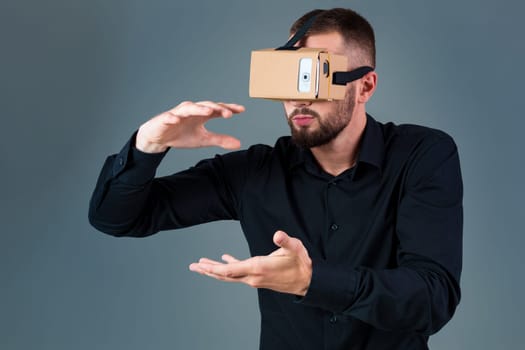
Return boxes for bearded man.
[89,8,463,350]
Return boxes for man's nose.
[286,100,313,108]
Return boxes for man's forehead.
[301,31,346,55]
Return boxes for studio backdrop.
[1,1,524,349]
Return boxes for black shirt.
[89,114,463,350]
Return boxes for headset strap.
[275,14,375,83]
[276,14,320,50]
[333,66,374,85]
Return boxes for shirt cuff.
[295,259,358,312]
[112,132,169,185]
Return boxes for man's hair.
[290,8,376,68]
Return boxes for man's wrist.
[299,256,313,296]
[135,141,169,154]
[135,132,168,154]
[295,259,358,312]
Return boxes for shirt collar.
[288,114,385,178]
[356,114,384,171]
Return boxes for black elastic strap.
[333,66,374,85]
[276,14,320,50]
[274,14,374,84]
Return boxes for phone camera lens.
[302,73,310,82]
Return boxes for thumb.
[273,230,302,252]
[204,132,241,150]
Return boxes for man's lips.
[291,114,315,126]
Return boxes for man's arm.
[304,135,463,334]
[191,134,463,335]
[88,101,246,237]
[190,230,313,296]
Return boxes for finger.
[273,230,302,253]
[222,254,240,263]
[196,271,246,284]
[198,101,245,113]
[189,258,225,275]
[196,101,245,119]
[273,230,289,246]
[167,102,215,120]
[189,263,236,279]
[198,257,223,265]
[217,103,246,114]
[189,263,207,274]
[198,259,254,278]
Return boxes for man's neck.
[310,111,367,177]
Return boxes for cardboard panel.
[249,48,348,101]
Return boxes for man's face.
[283,31,357,148]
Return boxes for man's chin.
[290,132,321,148]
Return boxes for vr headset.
[249,15,374,101]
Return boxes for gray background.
[1,0,524,349]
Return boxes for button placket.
[325,180,339,236]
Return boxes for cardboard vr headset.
[249,48,374,101]
[250,48,346,100]
[248,15,374,101]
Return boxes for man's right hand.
[135,101,245,153]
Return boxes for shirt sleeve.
[298,134,463,335]
[88,133,247,237]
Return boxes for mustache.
[288,108,321,120]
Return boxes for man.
[89,8,462,350]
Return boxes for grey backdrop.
[2,0,524,349]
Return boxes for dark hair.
[290,8,376,68]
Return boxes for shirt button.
[329,315,338,323]
[118,157,124,166]
[330,223,339,231]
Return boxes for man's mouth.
[291,114,315,126]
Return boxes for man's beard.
[287,89,356,148]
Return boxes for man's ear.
[357,71,377,103]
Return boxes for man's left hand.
[189,230,312,296]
